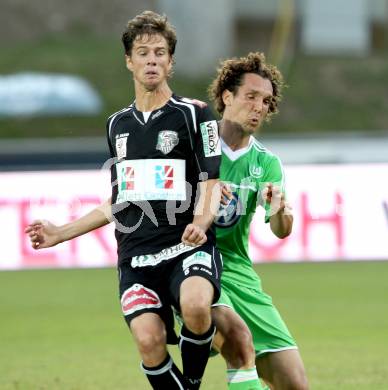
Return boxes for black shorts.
[118,242,222,343]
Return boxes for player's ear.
[125,55,133,72]
[168,54,174,65]
[222,89,233,107]
[167,55,173,72]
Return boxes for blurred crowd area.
[0,0,388,139]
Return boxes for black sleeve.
[194,105,221,181]
[106,118,115,159]
[106,118,118,203]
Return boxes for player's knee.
[181,299,211,334]
[288,365,309,390]
[224,326,255,368]
[134,328,167,356]
[234,326,255,365]
[290,373,309,390]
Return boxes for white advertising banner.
[0,170,115,270]
[1,164,387,270]
[250,164,388,262]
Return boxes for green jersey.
[215,136,286,290]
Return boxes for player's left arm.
[181,101,221,246]
[262,183,293,238]
[182,179,221,246]
[261,156,293,239]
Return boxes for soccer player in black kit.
[109,11,226,389]
[27,11,222,390]
[108,11,223,390]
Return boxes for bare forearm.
[193,179,221,231]
[58,198,112,242]
[270,211,293,239]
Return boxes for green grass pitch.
[1,261,388,389]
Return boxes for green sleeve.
[261,155,286,223]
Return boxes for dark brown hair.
[208,52,284,120]
[122,11,177,56]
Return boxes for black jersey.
[106,94,221,263]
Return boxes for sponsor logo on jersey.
[214,191,242,227]
[182,251,212,271]
[120,166,135,190]
[156,130,179,155]
[116,159,186,202]
[200,121,221,157]
[155,165,174,189]
[152,110,163,120]
[121,284,162,316]
[116,135,128,159]
[249,166,263,178]
[131,242,193,268]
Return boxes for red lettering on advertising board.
[68,197,113,260]
[300,192,344,258]
[0,197,115,269]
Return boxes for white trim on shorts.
[211,302,233,309]
[256,346,298,357]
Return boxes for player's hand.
[261,183,285,215]
[181,223,207,247]
[24,219,61,249]
[220,182,233,205]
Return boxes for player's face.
[126,33,172,91]
[223,73,273,134]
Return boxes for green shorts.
[214,277,297,356]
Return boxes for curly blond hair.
[208,52,284,120]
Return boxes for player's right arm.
[25,197,112,249]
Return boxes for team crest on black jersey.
[156,130,179,155]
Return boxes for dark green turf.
[1,34,388,138]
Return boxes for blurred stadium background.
[1,0,388,389]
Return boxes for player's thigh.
[169,243,223,311]
[118,262,172,342]
[222,279,296,354]
[256,349,308,389]
[210,288,234,353]
[180,276,214,308]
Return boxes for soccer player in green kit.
[209,52,308,390]
[26,50,308,389]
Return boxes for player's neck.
[134,81,172,112]
[219,119,251,151]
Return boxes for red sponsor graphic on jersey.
[121,166,135,190]
[155,165,174,189]
[121,284,162,316]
